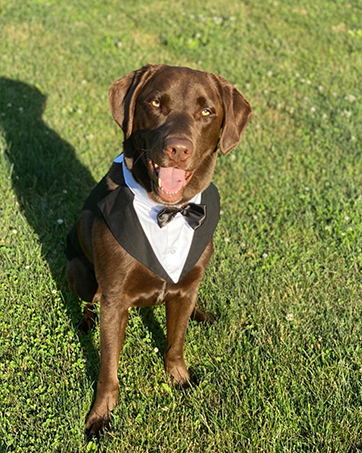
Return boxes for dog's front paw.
[86,407,112,440]
[165,359,191,388]
[85,387,118,439]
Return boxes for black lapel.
[179,183,220,281]
[97,181,173,282]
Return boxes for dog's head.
[109,64,252,205]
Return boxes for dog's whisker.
[133,150,147,166]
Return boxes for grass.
[1,0,362,451]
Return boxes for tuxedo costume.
[66,154,220,284]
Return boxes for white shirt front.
[114,154,201,283]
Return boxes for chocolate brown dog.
[65,64,252,437]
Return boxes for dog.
[65,64,252,437]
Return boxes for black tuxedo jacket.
[66,162,220,283]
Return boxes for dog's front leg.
[85,294,129,437]
[164,293,197,387]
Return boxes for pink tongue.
[158,167,186,192]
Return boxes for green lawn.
[1,0,362,451]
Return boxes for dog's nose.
[164,138,193,162]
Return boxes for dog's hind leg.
[78,301,101,333]
[66,256,101,332]
[190,306,215,324]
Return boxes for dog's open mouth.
[148,159,194,203]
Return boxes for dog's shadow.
[1,77,103,381]
[0,77,167,394]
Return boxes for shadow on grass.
[139,307,167,354]
[0,77,100,389]
[0,77,169,433]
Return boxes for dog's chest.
[154,282,167,305]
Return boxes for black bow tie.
[157,203,206,230]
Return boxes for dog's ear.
[109,64,160,139]
[216,76,252,155]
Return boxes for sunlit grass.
[1,0,362,451]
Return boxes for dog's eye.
[151,100,161,108]
[201,108,212,116]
